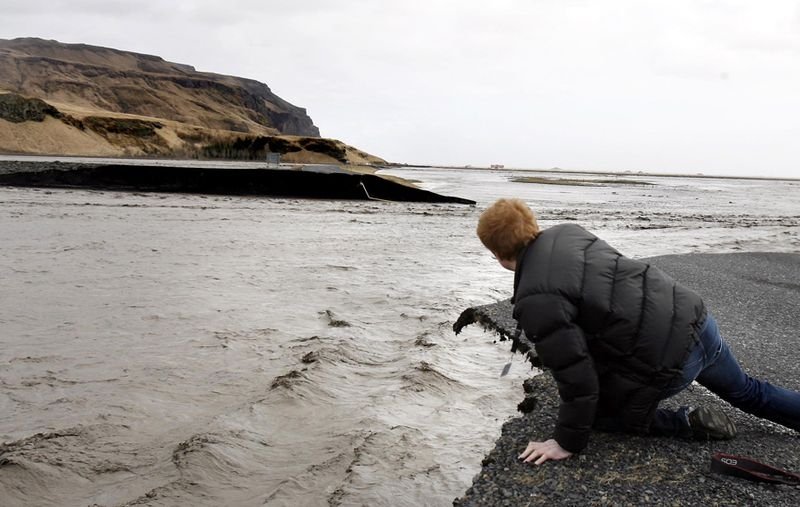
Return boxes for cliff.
[0,37,318,136]
[0,38,384,165]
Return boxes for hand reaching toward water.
[519,439,573,465]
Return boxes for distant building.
[490,164,504,169]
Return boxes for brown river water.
[1,161,798,506]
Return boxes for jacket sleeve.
[516,292,599,453]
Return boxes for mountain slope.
[0,38,384,165]
[0,37,318,136]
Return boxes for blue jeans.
[652,314,800,437]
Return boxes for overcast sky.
[3,0,800,177]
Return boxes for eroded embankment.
[0,161,475,204]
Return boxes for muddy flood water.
[1,164,798,506]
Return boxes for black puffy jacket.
[512,224,706,453]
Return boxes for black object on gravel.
[453,252,800,506]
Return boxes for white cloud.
[1,0,799,176]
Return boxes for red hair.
[477,198,540,260]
